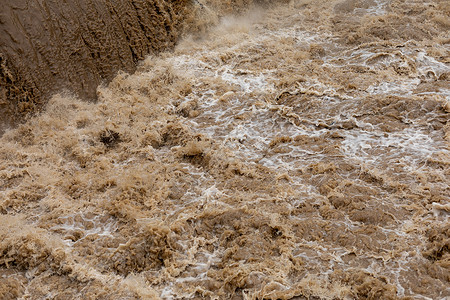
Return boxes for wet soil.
[0,0,190,134]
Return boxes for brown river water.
[0,0,449,299]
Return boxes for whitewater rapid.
[0,0,449,299]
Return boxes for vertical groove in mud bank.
[0,0,190,134]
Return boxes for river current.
[0,0,449,299]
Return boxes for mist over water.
[1,0,449,299]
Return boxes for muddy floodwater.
[0,0,449,299]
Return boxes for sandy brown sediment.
[0,0,449,299]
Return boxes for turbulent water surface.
[0,0,449,299]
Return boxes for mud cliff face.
[0,0,190,134]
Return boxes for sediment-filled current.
[0,0,449,299]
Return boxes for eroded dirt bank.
[0,0,193,134]
[0,0,449,299]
